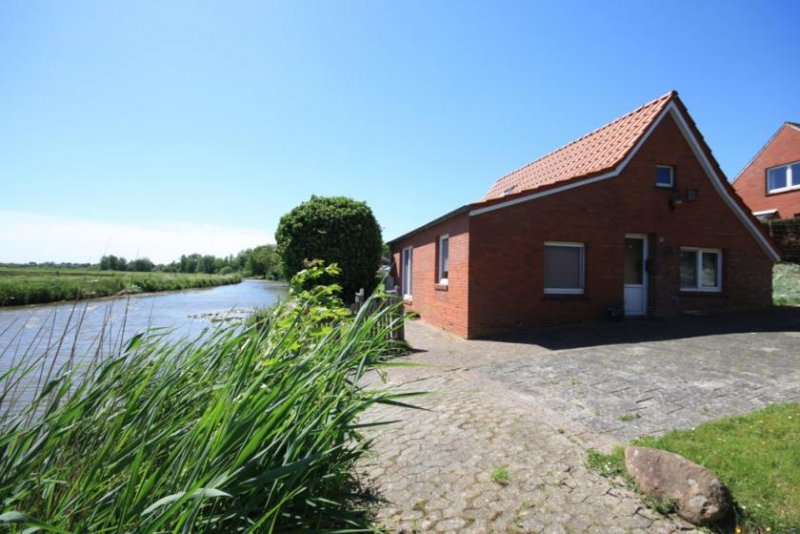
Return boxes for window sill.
[679,289,725,296]
[767,185,800,195]
[434,283,449,292]
[542,293,586,300]
[655,183,674,189]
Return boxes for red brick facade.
[733,123,800,220]
[391,95,778,338]
[391,213,471,337]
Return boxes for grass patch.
[0,268,242,306]
[588,404,800,531]
[636,403,800,531]
[0,263,412,531]
[773,262,800,306]
[491,466,511,486]
[585,447,625,478]
[618,412,642,422]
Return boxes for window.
[656,165,674,188]
[680,248,722,291]
[544,242,585,294]
[402,246,413,298]
[767,162,800,193]
[437,235,449,284]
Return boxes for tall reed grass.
[0,272,243,306]
[0,264,411,532]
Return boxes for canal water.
[0,279,288,411]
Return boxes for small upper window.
[680,248,722,292]
[437,235,449,284]
[767,162,800,193]
[656,166,674,188]
[544,242,585,294]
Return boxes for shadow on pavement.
[480,306,800,351]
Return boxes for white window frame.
[680,247,722,292]
[766,161,800,194]
[437,234,449,284]
[401,246,413,298]
[543,241,585,295]
[656,165,674,188]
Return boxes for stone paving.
[358,309,800,533]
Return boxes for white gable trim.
[469,102,780,261]
[667,104,780,261]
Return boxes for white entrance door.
[623,235,647,316]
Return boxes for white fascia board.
[469,101,781,262]
[666,103,781,261]
[752,209,778,216]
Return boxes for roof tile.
[483,91,676,201]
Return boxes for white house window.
[656,165,674,188]
[544,242,585,294]
[402,246,413,298]
[680,248,722,291]
[437,235,449,284]
[767,161,800,193]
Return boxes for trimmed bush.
[276,196,383,302]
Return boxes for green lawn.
[588,403,800,531]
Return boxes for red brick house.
[389,91,780,338]
[733,122,800,220]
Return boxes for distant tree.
[99,255,127,271]
[247,244,281,279]
[276,196,383,302]
[129,257,154,272]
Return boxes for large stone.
[624,446,731,525]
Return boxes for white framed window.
[767,161,800,193]
[401,246,413,298]
[680,248,722,292]
[656,165,674,188]
[437,235,449,284]
[544,242,585,294]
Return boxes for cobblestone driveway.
[359,309,800,533]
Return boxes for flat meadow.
[0,266,242,306]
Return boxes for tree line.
[96,245,282,278]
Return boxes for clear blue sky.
[1,0,798,263]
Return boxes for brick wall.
[390,213,470,337]
[733,124,800,219]
[467,113,774,337]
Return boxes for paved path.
[358,309,800,533]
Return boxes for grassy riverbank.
[0,264,409,531]
[0,267,242,306]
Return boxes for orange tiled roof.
[483,91,677,200]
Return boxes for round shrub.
[276,196,383,302]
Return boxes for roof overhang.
[387,205,471,245]
[753,209,779,220]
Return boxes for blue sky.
[1,0,798,263]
